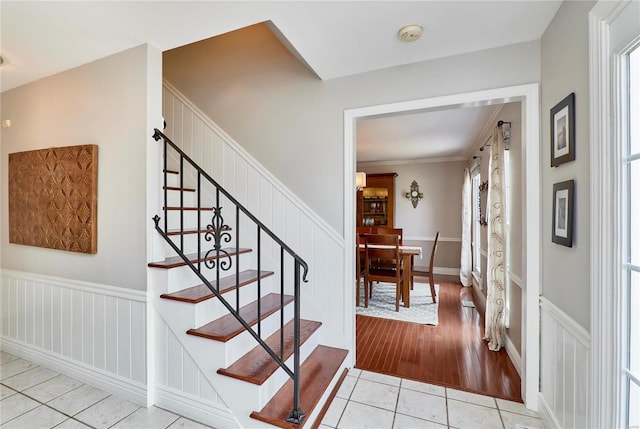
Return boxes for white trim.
[154,385,239,429]
[0,269,148,303]
[1,337,148,406]
[404,236,461,243]
[504,334,522,377]
[358,156,467,167]
[163,79,343,248]
[344,83,540,409]
[540,297,591,347]
[589,2,638,428]
[538,392,562,429]
[509,271,524,289]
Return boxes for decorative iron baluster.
[204,206,232,273]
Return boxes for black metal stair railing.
[151,128,309,425]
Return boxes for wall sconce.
[405,180,423,208]
[356,172,367,191]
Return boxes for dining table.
[358,243,422,308]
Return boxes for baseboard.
[413,266,460,277]
[0,337,149,406]
[538,392,561,429]
[504,335,522,377]
[154,385,239,429]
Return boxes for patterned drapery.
[460,168,472,287]
[483,127,506,351]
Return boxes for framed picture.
[552,180,574,247]
[550,92,575,167]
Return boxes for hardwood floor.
[355,277,522,402]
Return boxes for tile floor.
[0,351,214,429]
[320,369,544,429]
[1,350,544,429]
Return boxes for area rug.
[356,281,439,325]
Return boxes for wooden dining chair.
[425,231,440,303]
[363,234,403,311]
[372,227,403,244]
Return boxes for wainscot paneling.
[539,297,590,429]
[0,269,148,405]
[162,82,348,352]
[153,312,239,429]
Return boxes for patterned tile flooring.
[320,369,545,429]
[0,351,213,429]
[1,350,544,428]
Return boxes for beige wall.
[1,45,160,290]
[163,23,541,234]
[357,160,465,272]
[540,0,594,330]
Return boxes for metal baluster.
[287,260,305,425]
[163,139,168,234]
[197,172,201,273]
[179,155,184,253]
[216,188,220,293]
[257,225,261,338]
[236,206,240,314]
[280,247,284,361]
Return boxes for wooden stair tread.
[217,319,322,385]
[164,186,196,192]
[165,225,231,236]
[163,206,214,211]
[160,270,274,303]
[250,345,348,429]
[164,169,179,175]
[148,248,251,269]
[187,293,294,342]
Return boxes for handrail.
[152,128,308,424]
[154,128,309,281]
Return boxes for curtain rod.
[477,120,512,152]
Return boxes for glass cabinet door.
[362,187,389,226]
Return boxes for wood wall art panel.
[9,144,98,254]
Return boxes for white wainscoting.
[539,297,591,429]
[153,311,239,429]
[0,269,149,405]
[161,81,349,355]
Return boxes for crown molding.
[357,156,467,168]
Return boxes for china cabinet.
[356,172,397,228]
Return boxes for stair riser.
[165,190,196,208]
[255,325,323,409]
[157,287,272,341]
[163,234,255,260]
[220,303,295,367]
[192,281,275,327]
[151,258,261,294]
[213,328,322,416]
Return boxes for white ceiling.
[356,104,503,163]
[0,1,560,161]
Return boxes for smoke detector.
[397,24,423,42]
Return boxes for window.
[623,44,640,429]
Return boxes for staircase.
[148,129,347,428]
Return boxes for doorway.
[343,84,541,410]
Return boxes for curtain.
[484,127,507,351]
[460,168,472,287]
